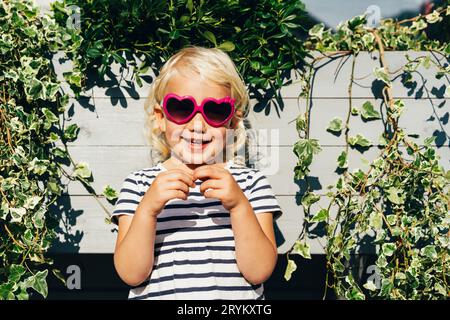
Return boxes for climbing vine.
[1,0,309,299]
[286,4,450,299]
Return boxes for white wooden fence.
[50,51,449,255]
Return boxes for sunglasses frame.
[161,93,236,127]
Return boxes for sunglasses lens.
[165,97,194,122]
[203,101,232,124]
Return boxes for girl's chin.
[177,139,218,164]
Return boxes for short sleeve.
[247,170,283,220]
[110,172,144,225]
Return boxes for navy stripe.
[139,272,243,287]
[231,170,257,176]
[112,209,135,215]
[156,224,231,236]
[252,205,281,212]
[156,245,234,257]
[124,178,138,185]
[129,284,263,300]
[157,212,229,223]
[134,172,158,179]
[249,195,276,202]
[164,200,223,210]
[116,199,140,205]
[138,180,154,187]
[153,258,237,271]
[154,236,234,249]
[245,175,266,192]
[119,188,143,197]
[141,168,162,173]
[249,184,271,194]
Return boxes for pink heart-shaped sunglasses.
[161,93,236,127]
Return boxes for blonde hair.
[143,46,250,166]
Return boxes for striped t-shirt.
[111,159,282,300]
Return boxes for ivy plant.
[286,4,450,300]
[51,0,309,114]
[0,0,88,299]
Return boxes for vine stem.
[371,29,398,132]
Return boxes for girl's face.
[155,72,241,167]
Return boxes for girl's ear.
[230,109,243,129]
[154,103,166,133]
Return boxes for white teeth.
[183,137,211,144]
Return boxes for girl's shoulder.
[124,163,165,184]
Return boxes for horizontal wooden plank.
[61,145,449,197]
[280,51,449,99]
[49,193,385,255]
[48,195,309,254]
[53,51,448,99]
[60,97,448,147]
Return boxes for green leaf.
[327,117,343,133]
[284,259,297,281]
[337,151,348,169]
[291,240,311,259]
[29,270,48,298]
[293,139,322,159]
[421,245,438,260]
[111,51,126,66]
[9,265,26,283]
[382,243,396,257]
[186,0,193,13]
[32,206,46,229]
[311,208,328,223]
[27,78,44,100]
[63,123,80,141]
[309,23,324,39]
[0,282,16,300]
[202,31,217,46]
[361,101,381,120]
[363,280,378,291]
[103,185,118,200]
[74,162,92,179]
[411,19,427,31]
[10,207,27,223]
[369,212,383,230]
[425,10,442,24]
[41,108,58,123]
[86,48,102,58]
[435,282,447,296]
[386,214,397,226]
[217,41,235,52]
[301,192,320,208]
[348,134,371,147]
[373,67,390,84]
[386,187,405,205]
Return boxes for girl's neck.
[162,156,229,172]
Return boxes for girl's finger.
[199,179,223,194]
[167,189,188,201]
[165,181,190,194]
[203,188,220,199]
[194,166,224,181]
[166,171,195,187]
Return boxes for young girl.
[111,46,282,300]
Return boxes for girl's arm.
[113,207,158,287]
[113,169,195,286]
[229,202,278,285]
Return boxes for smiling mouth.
[182,136,212,149]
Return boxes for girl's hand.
[194,164,248,212]
[139,168,196,217]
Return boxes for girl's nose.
[187,112,207,132]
